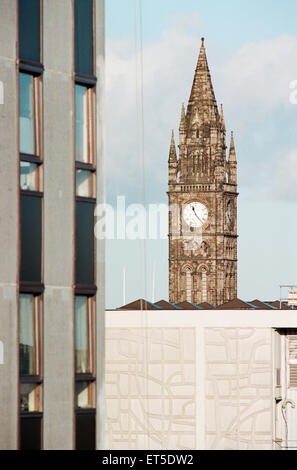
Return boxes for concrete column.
[42,0,74,450]
[95,0,106,451]
[0,0,18,450]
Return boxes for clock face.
[226,201,233,226]
[183,202,208,228]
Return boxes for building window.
[76,412,96,450]
[74,0,94,76]
[20,383,42,413]
[20,416,42,450]
[20,194,42,283]
[202,270,207,302]
[76,169,95,198]
[186,271,191,302]
[19,293,42,450]
[75,84,95,164]
[75,295,96,449]
[20,161,41,191]
[76,381,95,409]
[75,296,94,374]
[76,202,95,286]
[19,294,41,375]
[18,0,41,63]
[19,72,41,157]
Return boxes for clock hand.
[192,206,203,225]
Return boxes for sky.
[104,0,297,309]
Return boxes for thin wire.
[134,0,149,449]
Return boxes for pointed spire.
[179,103,187,146]
[197,37,208,71]
[179,103,186,130]
[220,104,226,131]
[187,37,218,117]
[229,131,237,162]
[169,130,177,162]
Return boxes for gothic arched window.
[202,269,207,302]
[186,271,192,302]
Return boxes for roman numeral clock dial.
[183,202,208,228]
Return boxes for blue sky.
[107,0,297,47]
[105,0,297,309]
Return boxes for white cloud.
[269,150,297,201]
[215,34,297,129]
[106,16,297,201]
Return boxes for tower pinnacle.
[187,37,218,124]
[179,103,186,129]
[229,131,237,162]
[220,104,226,131]
[169,130,177,162]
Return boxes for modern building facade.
[106,301,297,450]
[168,38,238,306]
[0,0,105,450]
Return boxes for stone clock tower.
[168,38,238,306]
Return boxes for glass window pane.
[75,296,89,373]
[19,73,35,155]
[76,170,93,197]
[19,294,35,375]
[76,381,93,409]
[20,416,42,450]
[75,0,93,75]
[20,162,38,191]
[76,201,94,285]
[75,85,88,162]
[20,195,42,282]
[76,412,95,450]
[18,0,40,63]
[20,383,41,412]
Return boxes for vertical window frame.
[19,293,42,378]
[75,295,95,377]
[75,169,96,199]
[75,83,96,167]
[20,382,43,413]
[19,72,43,160]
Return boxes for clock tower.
[168,38,238,306]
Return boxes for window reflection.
[75,296,89,374]
[76,381,93,409]
[75,84,94,164]
[20,162,38,191]
[75,85,88,162]
[76,169,93,197]
[19,294,35,375]
[19,73,35,155]
[20,383,41,413]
